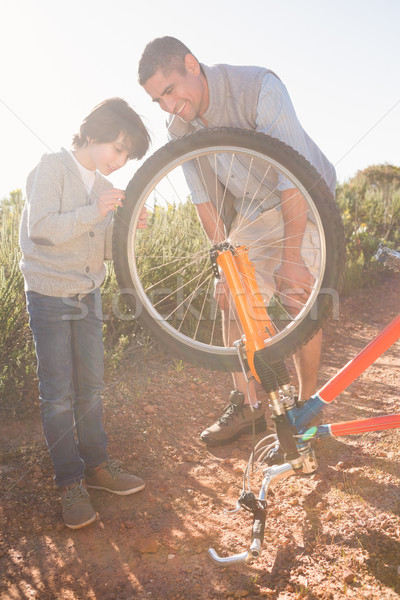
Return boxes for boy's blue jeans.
[26,289,108,488]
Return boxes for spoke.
[236,156,254,218]
[232,160,276,229]
[193,274,214,342]
[142,249,211,293]
[231,203,312,247]
[143,245,211,277]
[194,154,232,246]
[208,287,220,347]
[165,174,186,203]
[171,269,214,327]
[152,266,213,314]
[177,259,214,338]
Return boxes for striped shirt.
[168,65,336,223]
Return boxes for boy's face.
[143,54,208,123]
[87,132,132,175]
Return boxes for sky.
[1,0,399,199]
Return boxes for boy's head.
[138,37,208,123]
[72,98,150,160]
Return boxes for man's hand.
[276,187,315,314]
[274,259,315,315]
[137,206,148,229]
[97,188,125,218]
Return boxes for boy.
[19,98,150,529]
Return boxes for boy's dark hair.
[138,36,194,85]
[72,98,150,160]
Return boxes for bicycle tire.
[113,127,345,372]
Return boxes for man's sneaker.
[61,482,96,530]
[200,390,267,446]
[85,460,145,496]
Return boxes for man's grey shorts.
[228,207,320,311]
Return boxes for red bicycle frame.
[301,313,400,437]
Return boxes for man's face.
[143,55,208,123]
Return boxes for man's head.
[138,36,209,123]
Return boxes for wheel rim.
[124,140,327,360]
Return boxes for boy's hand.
[97,188,125,218]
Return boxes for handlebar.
[208,462,295,565]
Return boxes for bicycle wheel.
[113,127,345,372]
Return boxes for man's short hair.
[72,98,150,160]
[138,36,194,85]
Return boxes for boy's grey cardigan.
[19,148,113,297]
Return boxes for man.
[138,36,336,446]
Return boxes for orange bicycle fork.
[215,244,292,392]
[213,244,303,466]
[215,246,274,374]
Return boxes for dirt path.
[1,275,400,600]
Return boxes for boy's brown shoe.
[200,390,267,446]
[85,460,145,496]
[61,482,96,529]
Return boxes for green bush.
[0,191,37,411]
[336,164,400,293]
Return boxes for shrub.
[0,191,37,412]
[336,164,400,293]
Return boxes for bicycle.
[206,246,400,566]
[112,128,400,565]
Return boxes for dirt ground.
[1,274,400,600]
